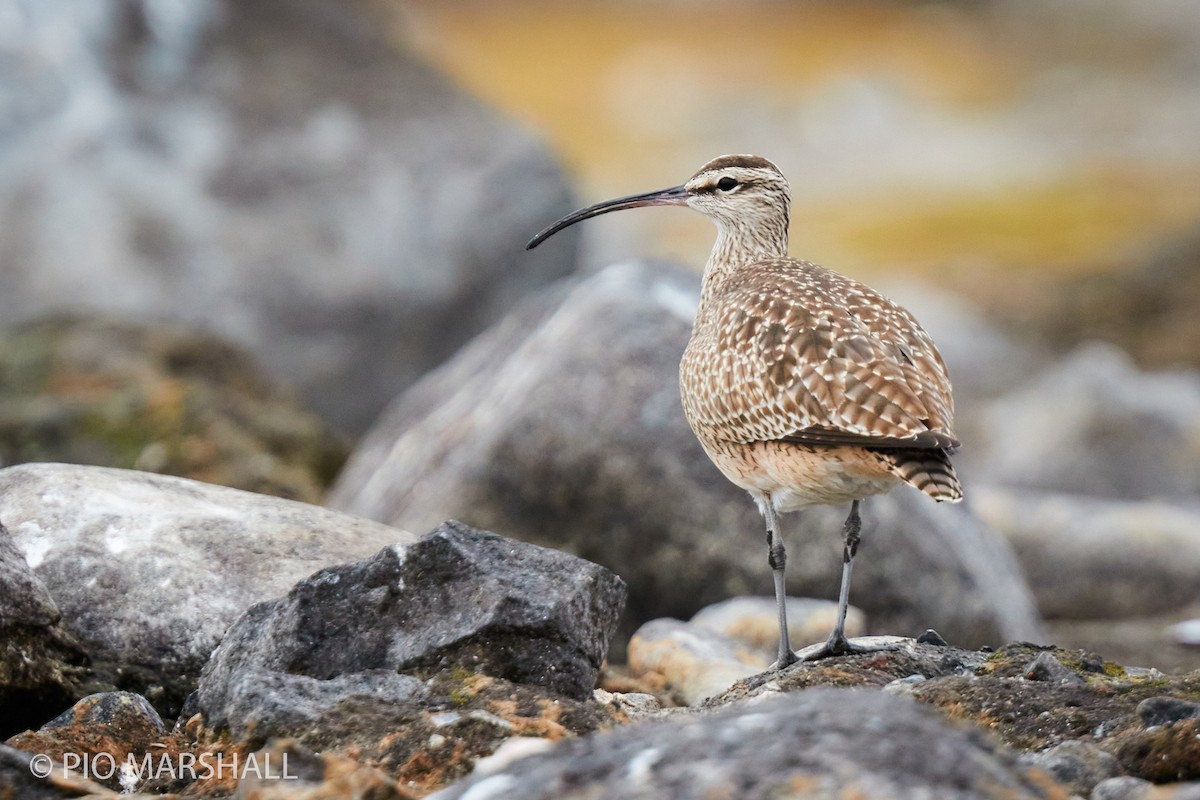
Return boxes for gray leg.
[761,500,797,669]
[825,499,862,654]
[797,499,897,661]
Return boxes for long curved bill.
[526,184,689,250]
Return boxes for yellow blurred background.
[394,0,1200,292]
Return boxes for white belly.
[700,438,899,512]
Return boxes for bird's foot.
[766,648,800,671]
[794,633,900,662]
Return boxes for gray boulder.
[974,487,1200,619]
[0,524,87,737]
[974,343,1200,499]
[0,0,578,433]
[330,261,1044,649]
[196,521,626,739]
[0,462,416,716]
[428,688,1067,800]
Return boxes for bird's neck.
[699,219,789,309]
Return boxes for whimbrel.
[527,155,961,667]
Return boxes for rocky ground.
[3,0,1200,798]
[2,491,1199,798]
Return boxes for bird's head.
[526,155,791,258]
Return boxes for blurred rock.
[690,595,865,655]
[0,316,347,502]
[1174,620,1200,647]
[973,488,1200,619]
[974,343,1200,500]
[0,0,578,433]
[0,523,87,738]
[627,619,767,706]
[0,462,416,718]
[1092,776,1153,800]
[330,260,1044,650]
[1137,697,1200,728]
[985,232,1200,374]
[1024,652,1085,686]
[0,743,115,799]
[1142,784,1200,800]
[1113,718,1200,784]
[1026,740,1119,797]
[429,687,1068,800]
[197,521,626,738]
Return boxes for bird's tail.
[886,449,962,503]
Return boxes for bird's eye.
[716,177,738,192]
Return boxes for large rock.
[0,524,87,738]
[428,687,1068,799]
[973,488,1200,619]
[973,343,1200,500]
[197,521,627,736]
[0,463,416,717]
[0,0,578,433]
[0,316,347,502]
[330,261,1044,649]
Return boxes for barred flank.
[887,449,962,503]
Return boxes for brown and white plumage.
[527,154,962,667]
[681,257,962,507]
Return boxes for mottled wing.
[682,259,957,450]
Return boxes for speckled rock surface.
[196,521,627,738]
[0,523,87,738]
[428,687,1069,800]
[0,463,416,718]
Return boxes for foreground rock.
[6,640,1198,797]
[0,524,87,738]
[430,687,1068,800]
[197,520,627,742]
[331,261,1044,650]
[0,463,416,718]
[715,641,1200,788]
[0,316,347,502]
[0,0,577,433]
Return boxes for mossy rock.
[0,315,348,502]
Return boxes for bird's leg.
[825,498,862,654]
[761,500,797,670]
[796,499,896,661]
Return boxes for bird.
[526,154,961,668]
